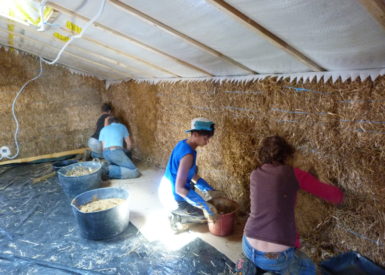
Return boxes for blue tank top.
[163,139,197,201]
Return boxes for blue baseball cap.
[185,117,215,132]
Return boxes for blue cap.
[185,117,215,132]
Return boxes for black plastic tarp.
[0,163,234,274]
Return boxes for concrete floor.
[107,163,244,263]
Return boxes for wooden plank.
[47,1,214,77]
[32,171,56,184]
[359,0,385,30]
[0,148,88,165]
[110,0,257,74]
[206,0,325,72]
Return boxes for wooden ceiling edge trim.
[359,0,385,30]
[109,0,257,74]
[206,0,325,72]
[0,27,133,79]
[47,1,214,77]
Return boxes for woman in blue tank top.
[158,117,221,233]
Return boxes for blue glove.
[195,178,214,192]
[184,189,214,215]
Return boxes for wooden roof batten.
[206,0,325,72]
[109,0,257,74]
[47,1,214,77]
[359,0,385,30]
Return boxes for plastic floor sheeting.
[0,163,235,274]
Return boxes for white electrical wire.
[1,0,107,160]
[42,0,107,65]
[37,0,48,31]
[1,57,43,160]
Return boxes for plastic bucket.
[57,161,102,200]
[71,187,130,240]
[208,198,239,236]
[52,159,78,171]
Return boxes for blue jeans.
[103,149,139,179]
[242,236,316,275]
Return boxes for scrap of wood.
[0,148,88,166]
[32,171,56,184]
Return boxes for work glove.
[203,202,218,222]
[194,178,214,192]
[185,189,215,216]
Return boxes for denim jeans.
[103,149,139,179]
[242,236,316,275]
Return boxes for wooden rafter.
[0,38,111,80]
[47,1,214,77]
[109,0,257,74]
[0,18,157,79]
[359,0,385,30]
[0,26,131,79]
[64,32,181,78]
[206,0,325,72]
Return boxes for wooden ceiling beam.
[0,39,116,80]
[109,0,257,74]
[0,18,157,78]
[47,1,214,77]
[206,0,325,72]
[359,0,385,30]
[0,26,132,79]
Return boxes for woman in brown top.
[242,136,343,274]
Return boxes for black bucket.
[71,187,130,240]
[57,161,102,200]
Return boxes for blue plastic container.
[71,187,130,240]
[57,161,102,200]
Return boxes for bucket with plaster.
[208,197,239,236]
[57,161,102,200]
[71,187,130,240]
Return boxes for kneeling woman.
[158,118,218,232]
[243,136,344,274]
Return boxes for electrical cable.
[1,0,107,160]
[2,58,44,160]
[37,0,48,31]
[41,0,107,65]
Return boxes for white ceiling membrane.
[0,0,384,82]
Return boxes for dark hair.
[191,124,215,137]
[101,103,112,113]
[107,116,119,125]
[258,135,294,164]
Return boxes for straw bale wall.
[106,77,385,265]
[0,48,105,159]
